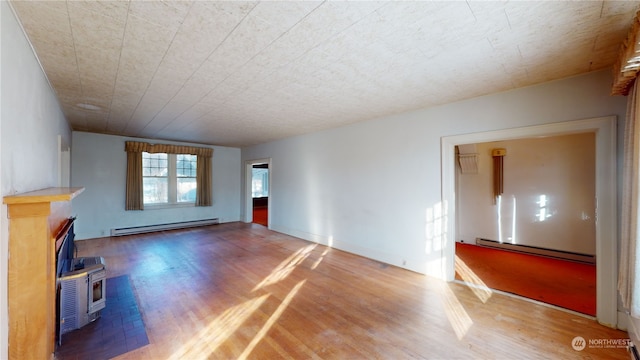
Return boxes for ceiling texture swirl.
[9,1,640,147]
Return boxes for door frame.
[441,116,617,327]
[244,158,272,227]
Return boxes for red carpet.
[253,207,268,226]
[455,242,596,316]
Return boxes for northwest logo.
[572,336,586,351]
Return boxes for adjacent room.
[250,163,270,227]
[3,1,640,359]
[455,134,597,316]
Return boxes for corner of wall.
[1,2,8,359]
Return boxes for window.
[142,153,168,204]
[252,167,269,198]
[143,152,197,205]
[176,154,197,202]
[125,141,212,210]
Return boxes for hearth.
[55,220,106,344]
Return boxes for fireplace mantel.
[3,187,84,360]
[3,186,84,204]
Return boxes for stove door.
[88,269,106,313]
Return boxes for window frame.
[142,152,197,208]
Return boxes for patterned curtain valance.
[124,141,213,157]
[612,10,640,96]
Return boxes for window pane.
[177,178,197,202]
[252,168,269,198]
[143,152,168,176]
[177,154,197,177]
[143,177,168,204]
[143,152,168,204]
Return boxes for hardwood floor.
[75,222,630,359]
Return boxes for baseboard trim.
[475,238,595,264]
[111,218,219,236]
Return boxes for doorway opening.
[252,163,269,226]
[454,133,597,315]
[441,116,617,327]
[245,158,271,227]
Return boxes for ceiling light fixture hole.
[76,103,102,111]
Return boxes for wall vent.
[456,144,478,174]
[111,218,219,237]
[458,153,479,174]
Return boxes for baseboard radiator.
[111,218,219,237]
[475,238,596,264]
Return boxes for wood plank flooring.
[75,222,630,359]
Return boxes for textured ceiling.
[9,1,640,147]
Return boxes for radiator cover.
[111,218,219,236]
[475,238,595,264]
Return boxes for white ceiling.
[9,1,640,147]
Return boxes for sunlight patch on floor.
[238,280,307,359]
[252,244,316,292]
[440,282,473,340]
[455,255,492,303]
[311,248,329,270]
[168,294,269,359]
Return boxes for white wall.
[0,1,72,357]
[241,69,626,277]
[71,131,242,240]
[457,134,596,255]
[1,4,4,358]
